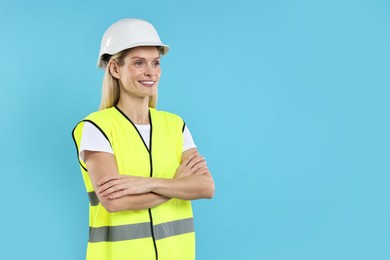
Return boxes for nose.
[144,64,155,77]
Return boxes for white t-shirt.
[79,121,196,161]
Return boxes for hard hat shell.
[97,18,169,69]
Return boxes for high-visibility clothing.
[72,106,195,260]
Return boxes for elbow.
[101,200,120,213]
[105,204,119,213]
[200,173,215,199]
[208,186,215,199]
[204,182,215,199]
[101,198,145,212]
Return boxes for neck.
[116,95,150,125]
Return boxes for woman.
[72,19,215,260]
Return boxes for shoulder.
[85,107,116,122]
[83,107,119,129]
[151,108,184,128]
[76,107,118,139]
[151,108,181,118]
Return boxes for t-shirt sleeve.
[79,121,114,162]
[183,125,196,152]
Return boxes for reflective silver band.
[88,191,99,206]
[154,217,194,240]
[89,222,152,242]
[89,218,194,243]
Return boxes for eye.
[152,60,160,68]
[134,60,143,67]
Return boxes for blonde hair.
[99,49,158,110]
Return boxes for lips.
[139,81,155,87]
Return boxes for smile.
[139,81,155,87]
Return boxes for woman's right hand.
[97,175,153,199]
[175,150,208,178]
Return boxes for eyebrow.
[130,56,160,60]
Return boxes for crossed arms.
[84,148,215,212]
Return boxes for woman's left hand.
[97,175,152,199]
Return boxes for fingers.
[187,156,206,174]
[98,175,128,197]
[193,166,209,176]
[184,151,199,167]
[98,180,124,197]
[97,175,151,198]
[98,175,120,186]
[186,154,204,169]
[176,154,208,178]
[193,163,208,175]
[107,190,126,200]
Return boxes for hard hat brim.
[97,43,169,70]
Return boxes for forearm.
[93,149,215,207]
[103,192,170,212]
[150,174,214,200]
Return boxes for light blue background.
[1,0,389,259]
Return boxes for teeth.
[141,81,154,85]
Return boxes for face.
[112,46,161,100]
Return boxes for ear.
[109,61,121,79]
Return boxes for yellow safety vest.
[72,106,195,260]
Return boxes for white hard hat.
[97,18,169,69]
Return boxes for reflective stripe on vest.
[89,218,194,242]
[72,107,195,260]
[87,191,99,206]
